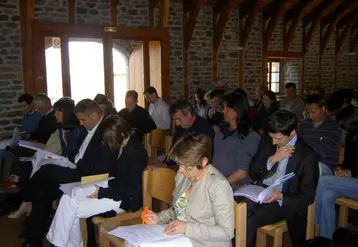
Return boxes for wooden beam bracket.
[336,16,357,54]
[183,0,205,49]
[240,0,264,48]
[213,0,236,51]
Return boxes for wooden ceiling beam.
[263,0,297,51]
[284,0,323,51]
[159,0,170,27]
[68,0,76,24]
[337,10,358,29]
[320,22,336,55]
[303,0,342,27]
[336,15,358,53]
[213,0,236,51]
[240,0,266,47]
[322,0,358,27]
[303,0,341,52]
[110,0,119,25]
[183,0,205,49]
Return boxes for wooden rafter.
[183,0,205,49]
[263,0,297,51]
[303,0,341,52]
[284,0,322,51]
[213,0,236,51]
[110,0,119,25]
[320,0,358,54]
[336,16,358,53]
[68,0,76,24]
[240,0,265,47]
[149,0,161,27]
[159,0,170,27]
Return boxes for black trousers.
[235,197,307,247]
[22,165,82,244]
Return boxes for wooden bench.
[336,197,358,228]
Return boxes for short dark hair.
[100,115,133,152]
[268,110,297,136]
[94,94,109,105]
[208,88,225,100]
[125,90,138,101]
[54,98,79,129]
[34,93,51,105]
[74,99,102,116]
[18,93,34,105]
[223,92,252,138]
[169,100,196,116]
[305,94,326,108]
[234,88,247,98]
[143,86,158,95]
[336,106,358,136]
[285,83,296,89]
[263,90,277,102]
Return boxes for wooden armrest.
[93,210,143,226]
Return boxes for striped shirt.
[297,117,340,170]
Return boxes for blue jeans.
[315,175,358,239]
[319,162,333,176]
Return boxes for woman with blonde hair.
[129,133,234,247]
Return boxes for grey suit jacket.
[158,165,234,247]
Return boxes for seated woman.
[94,93,117,117]
[256,90,279,134]
[193,88,208,119]
[212,92,260,189]
[8,98,81,219]
[47,115,148,247]
[316,106,358,239]
[127,133,234,247]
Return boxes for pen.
[141,206,149,224]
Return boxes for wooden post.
[212,8,218,82]
[68,0,76,24]
[161,30,171,102]
[61,36,71,97]
[159,0,170,27]
[19,0,35,93]
[143,39,151,108]
[110,0,119,26]
[239,50,244,88]
[103,37,114,103]
[183,47,189,100]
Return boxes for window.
[267,60,281,93]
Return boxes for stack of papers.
[18,140,76,177]
[234,172,295,203]
[109,224,188,247]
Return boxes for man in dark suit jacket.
[236,110,319,247]
[29,93,58,144]
[21,99,117,247]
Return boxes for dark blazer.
[73,125,117,177]
[249,134,319,214]
[29,110,58,144]
[98,136,148,212]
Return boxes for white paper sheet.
[18,140,45,151]
[234,172,295,204]
[109,224,183,247]
[59,177,113,198]
[140,235,193,247]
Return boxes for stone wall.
[283,59,301,92]
[0,0,23,139]
[1,1,358,139]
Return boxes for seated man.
[29,93,58,144]
[18,93,41,134]
[164,100,214,169]
[236,110,319,247]
[280,83,305,119]
[297,94,340,175]
[144,86,171,130]
[19,99,117,247]
[118,90,157,141]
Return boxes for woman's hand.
[164,220,186,235]
[87,185,99,199]
[336,169,352,178]
[145,210,160,224]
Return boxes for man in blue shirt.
[18,94,41,134]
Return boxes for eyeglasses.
[179,165,192,172]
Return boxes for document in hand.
[233,172,295,203]
[59,175,114,199]
[19,147,76,177]
[18,140,45,151]
[109,224,186,247]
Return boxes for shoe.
[8,201,32,219]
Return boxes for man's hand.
[270,145,295,164]
[264,188,283,203]
[336,169,352,178]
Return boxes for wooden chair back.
[143,167,176,209]
[235,202,247,247]
[144,129,167,163]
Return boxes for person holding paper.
[235,110,319,247]
[315,106,358,239]
[47,114,148,247]
[212,92,260,189]
[127,133,234,247]
[19,99,118,247]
